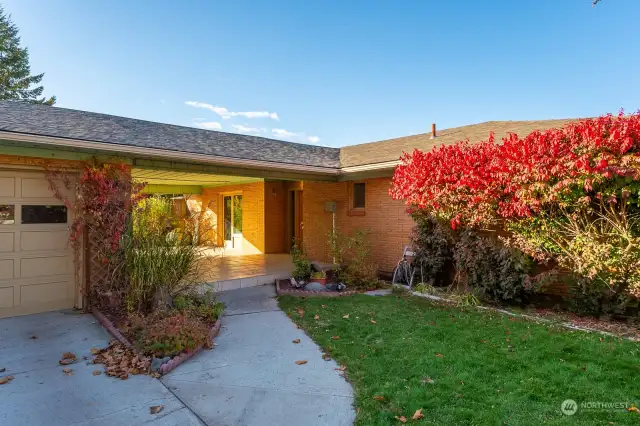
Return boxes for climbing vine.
[45,160,145,298]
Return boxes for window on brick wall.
[349,182,366,216]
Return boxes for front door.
[223,194,243,250]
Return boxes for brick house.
[0,101,573,317]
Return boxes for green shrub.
[333,229,380,289]
[291,245,312,281]
[411,214,454,285]
[453,231,537,304]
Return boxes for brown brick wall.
[302,177,413,272]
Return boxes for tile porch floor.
[197,253,293,293]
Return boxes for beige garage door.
[0,169,77,318]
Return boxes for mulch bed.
[92,306,222,376]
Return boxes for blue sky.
[3,0,640,147]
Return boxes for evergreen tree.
[0,6,55,105]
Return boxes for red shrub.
[390,112,640,227]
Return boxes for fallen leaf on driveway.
[149,405,164,414]
[93,370,102,376]
[372,395,385,401]
[370,319,377,324]
[395,415,407,423]
[343,314,350,319]
[295,360,308,365]
[292,339,301,344]
[0,375,14,385]
[412,408,424,420]
[59,358,75,366]
[90,347,100,355]
[62,352,76,360]
[331,335,340,340]
[314,314,320,320]
[321,353,331,361]
[30,335,38,340]
[62,368,73,376]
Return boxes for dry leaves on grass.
[342,314,350,319]
[62,368,73,376]
[0,375,14,385]
[321,353,331,361]
[295,308,305,318]
[321,304,327,308]
[395,415,407,423]
[435,353,444,358]
[292,339,301,344]
[92,341,151,380]
[370,319,377,324]
[421,376,435,384]
[314,314,320,320]
[372,395,385,401]
[149,405,164,414]
[412,409,424,420]
[331,335,340,340]
[295,360,308,365]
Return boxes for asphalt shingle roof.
[340,118,578,167]
[0,101,580,170]
[0,101,341,169]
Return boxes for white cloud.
[272,128,299,138]
[196,121,222,130]
[185,101,279,120]
[232,124,261,134]
[307,136,320,144]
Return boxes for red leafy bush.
[390,112,640,228]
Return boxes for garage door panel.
[0,168,78,318]
[21,231,69,251]
[0,233,13,252]
[0,178,15,197]
[0,259,14,279]
[20,281,71,305]
[21,256,69,278]
[0,286,14,308]
[21,177,74,199]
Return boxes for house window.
[21,205,68,224]
[353,183,366,209]
[348,182,366,216]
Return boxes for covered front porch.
[132,165,308,292]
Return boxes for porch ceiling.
[132,168,262,187]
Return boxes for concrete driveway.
[0,310,202,426]
[161,285,356,426]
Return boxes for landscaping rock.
[151,356,173,372]
[305,282,327,292]
[337,283,347,292]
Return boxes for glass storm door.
[223,195,243,249]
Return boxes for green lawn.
[278,294,640,425]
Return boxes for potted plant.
[310,271,327,285]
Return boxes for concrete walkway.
[161,285,356,426]
[0,310,202,426]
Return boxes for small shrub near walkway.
[279,294,640,425]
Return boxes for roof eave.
[0,130,341,176]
